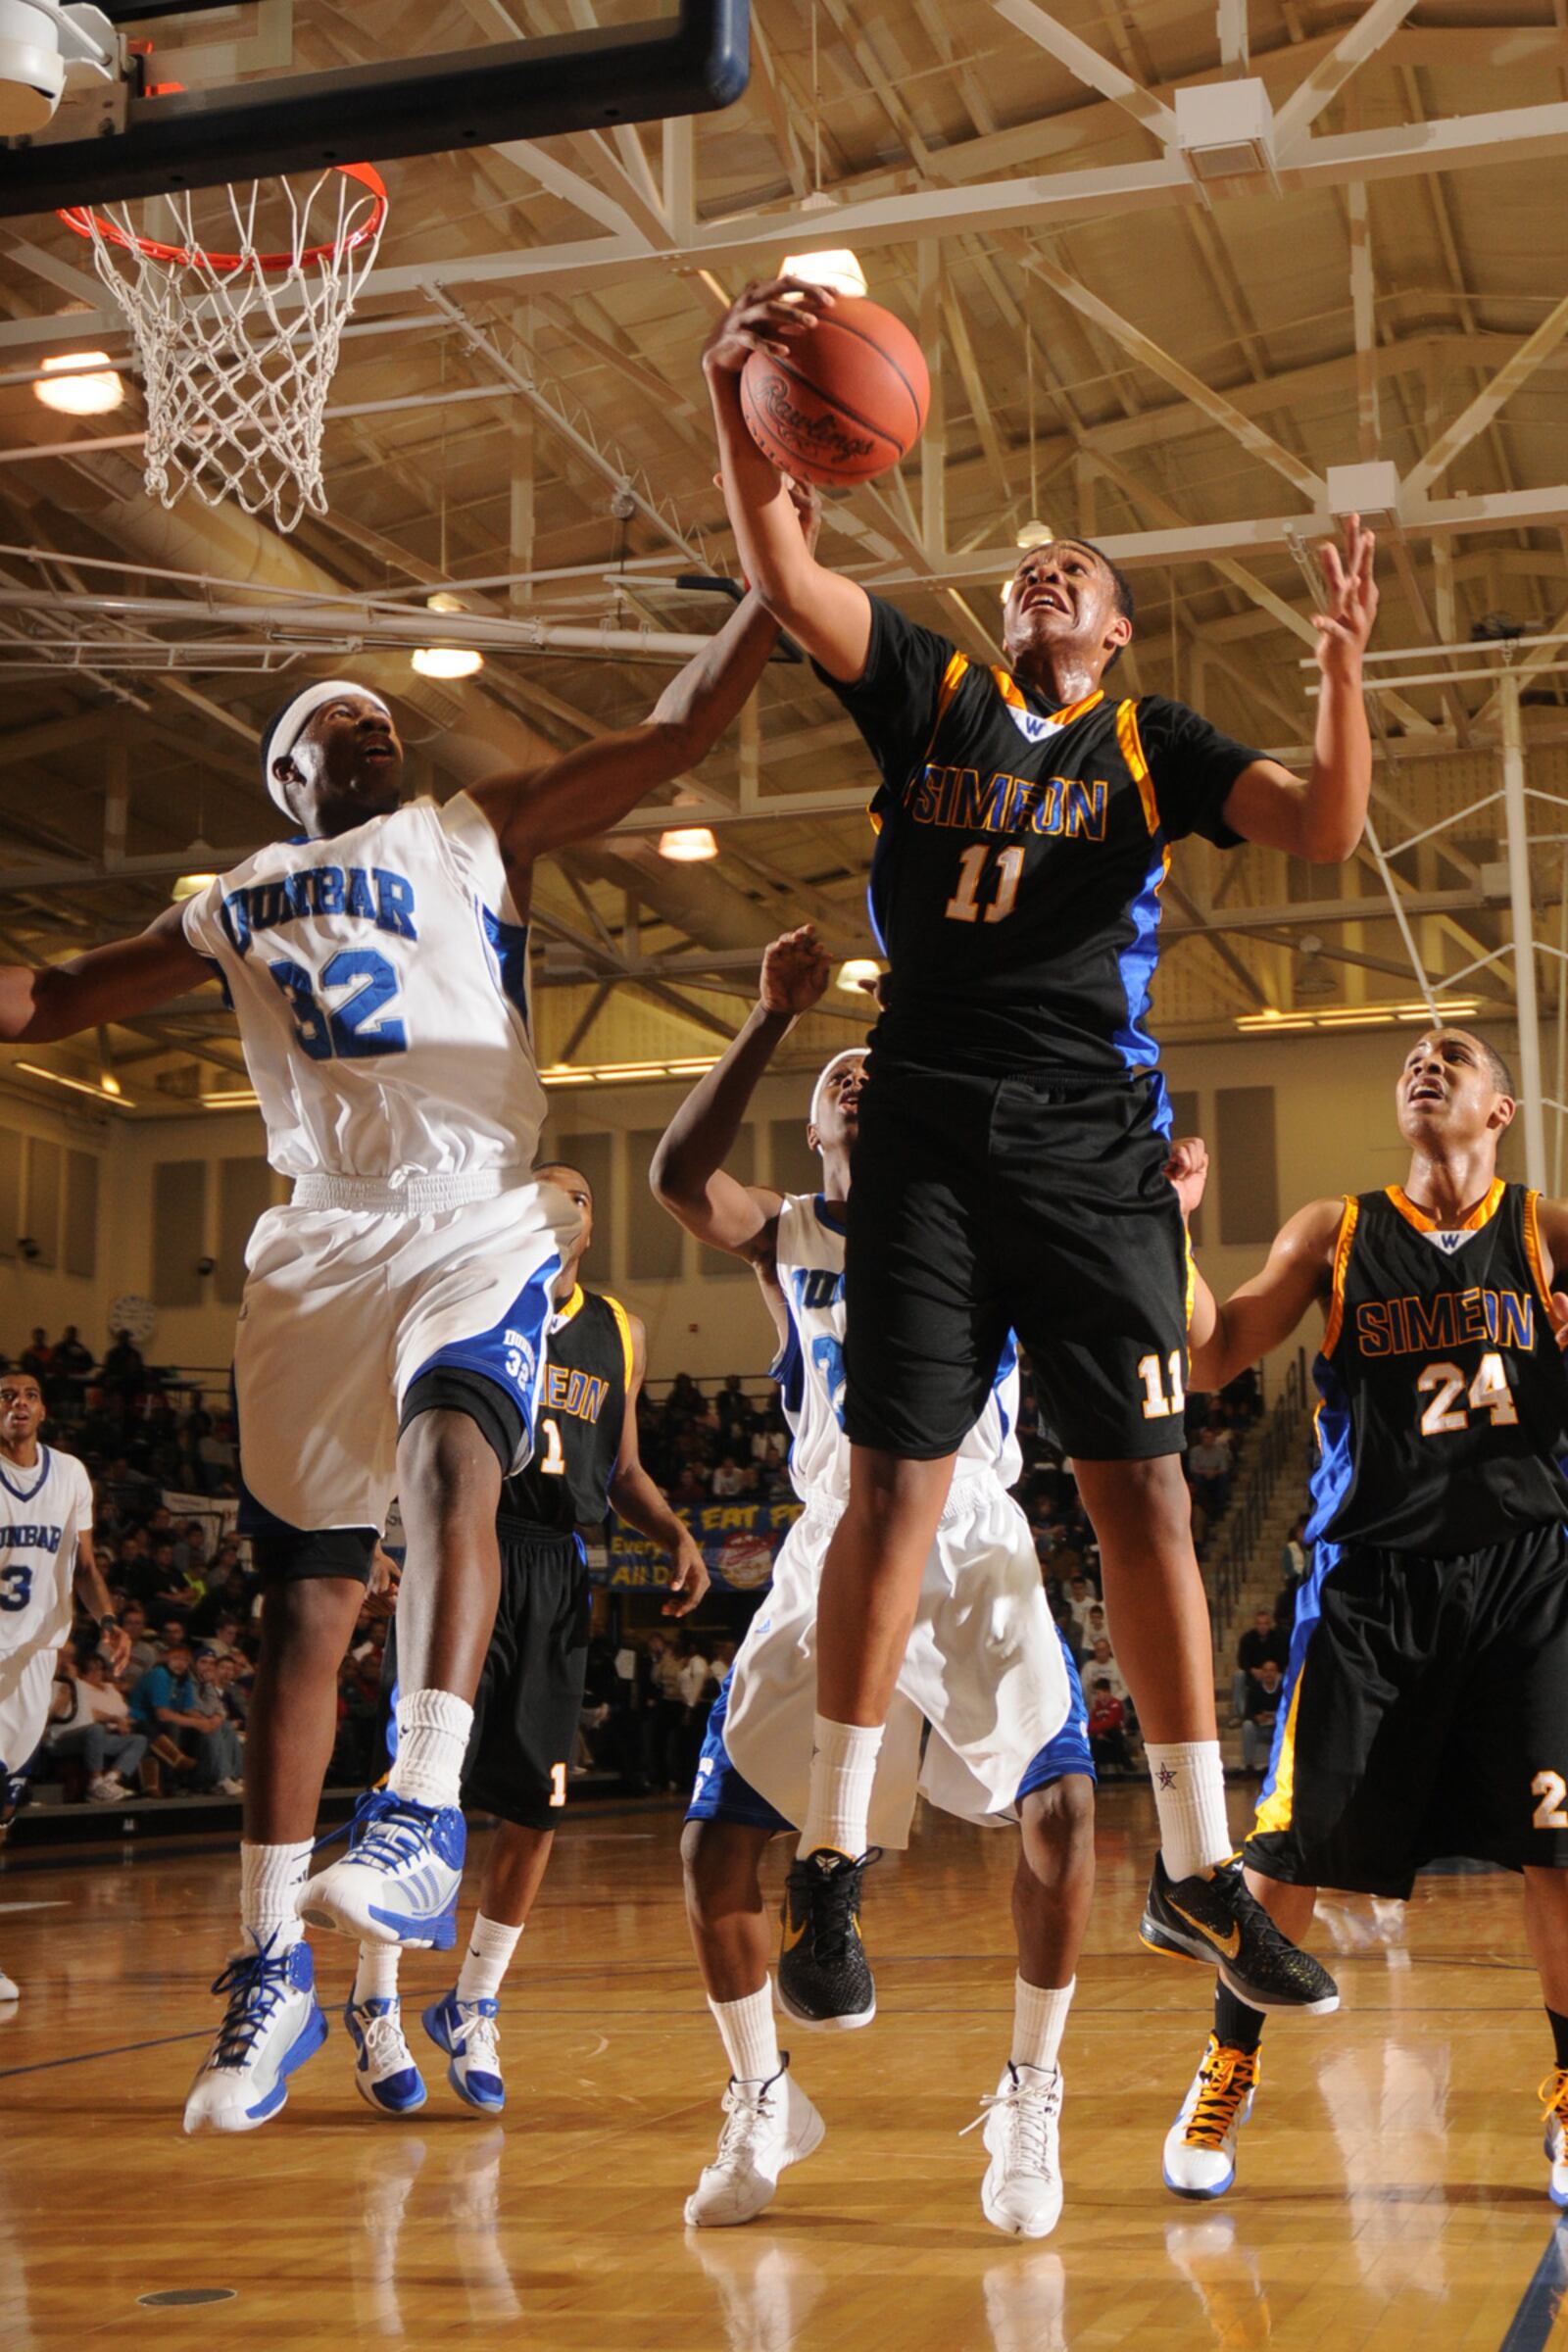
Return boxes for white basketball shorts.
[716,1469,1073,1848]
[233,1176,578,1534]
[0,1645,56,1790]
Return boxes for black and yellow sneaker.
[1141,1853,1339,2014]
[777,1848,878,2030]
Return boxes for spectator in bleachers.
[1088,1677,1133,1778]
[1232,1606,1289,1721]
[1188,1423,1233,1520]
[710,1455,744,1498]
[47,1652,149,1800]
[1242,1658,1285,1775]
[1086,1636,1129,1710]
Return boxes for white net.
[62,165,388,534]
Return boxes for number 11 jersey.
[1309,1180,1568,1553]
[182,794,545,1184]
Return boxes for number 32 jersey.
[772,1192,1022,1505]
[1309,1181,1568,1553]
[182,795,545,1185]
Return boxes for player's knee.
[680,1818,755,1921]
[398,1388,511,1507]
[258,1558,369,1667]
[1020,1773,1096,1888]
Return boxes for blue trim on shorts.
[1016,1626,1097,1798]
[405,1249,561,1450]
[685,1664,791,1836]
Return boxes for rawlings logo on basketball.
[752,373,876,466]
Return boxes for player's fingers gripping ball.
[741,296,930,488]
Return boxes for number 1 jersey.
[1309,1180,1568,1552]
[182,795,546,1184]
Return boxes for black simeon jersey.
[815,595,1261,1078]
[1309,1181,1568,1553]
[499,1286,631,1538]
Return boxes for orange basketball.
[740,296,930,488]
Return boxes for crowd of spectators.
[635,1373,793,1509]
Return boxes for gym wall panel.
[1215,1087,1279,1247]
[0,1128,22,1259]
[769,1115,820,1200]
[153,1160,209,1309]
[217,1156,273,1303]
[64,1151,98,1280]
[24,1137,60,1268]
[626,1128,683,1282]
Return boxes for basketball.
[740,296,930,487]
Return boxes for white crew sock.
[1011,1974,1074,2076]
[240,1838,313,1955]
[798,1715,884,1860]
[354,1941,402,2004]
[709,1982,781,2085]
[386,1687,473,1811]
[1146,1740,1232,1881]
[456,1914,524,2004]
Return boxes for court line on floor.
[1498,2217,1568,2352]
[0,2027,211,2081]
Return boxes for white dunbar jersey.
[0,1446,92,1663]
[182,794,546,1185]
[772,1192,1023,1504]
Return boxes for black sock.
[1214,1984,1266,2054]
[1547,2008,1568,2071]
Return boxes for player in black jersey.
[1157,1029,1568,2205]
[703,279,1378,2021]
[346,1163,708,2118]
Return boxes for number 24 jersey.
[1309,1180,1568,1553]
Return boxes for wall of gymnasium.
[0,1009,1527,1397]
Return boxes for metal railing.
[1206,1349,1311,1634]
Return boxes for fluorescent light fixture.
[780,248,867,298]
[16,1060,132,1105]
[836,957,881,993]
[171,870,218,902]
[200,1091,261,1108]
[540,1055,720,1089]
[1236,997,1482,1035]
[99,1073,121,1097]
[658,826,718,862]
[412,646,483,680]
[34,351,123,416]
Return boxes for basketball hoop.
[59,162,389,533]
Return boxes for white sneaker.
[218,1777,245,1797]
[970,2062,1064,2239]
[0,1962,18,2002]
[422,1989,506,2113]
[86,1773,123,1803]
[182,1935,328,2133]
[684,2060,825,2228]
[345,1993,427,2117]
[1542,2070,1568,2206]
[299,1789,465,1950]
[1163,2034,1260,2198]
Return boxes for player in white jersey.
[651,930,1097,2238]
[0,534,801,2130]
[0,1369,124,2001]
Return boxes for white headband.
[810,1050,866,1141]
[264,680,390,814]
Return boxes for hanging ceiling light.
[1014,519,1054,549]
[836,957,882,993]
[33,350,123,416]
[658,826,719,862]
[413,591,483,679]
[780,248,867,299]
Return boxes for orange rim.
[57,161,387,275]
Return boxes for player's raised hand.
[662,1527,710,1617]
[100,1622,131,1675]
[703,276,834,375]
[760,924,832,1018]
[1313,513,1379,679]
[1165,1135,1209,1223]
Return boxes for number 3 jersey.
[772,1191,1022,1505]
[1309,1180,1568,1553]
[0,1445,92,1668]
[181,795,546,1184]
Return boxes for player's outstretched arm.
[1188,1198,1344,1392]
[1219,514,1378,863]
[703,280,873,684]
[650,924,830,1280]
[0,903,209,1044]
[606,1312,710,1619]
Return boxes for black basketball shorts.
[1245,1522,1568,1897]
[842,1062,1192,1462]
[381,1527,591,1831]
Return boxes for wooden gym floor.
[2,1782,1564,2351]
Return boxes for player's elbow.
[1299,810,1364,864]
[648,1136,697,1212]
